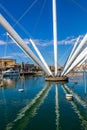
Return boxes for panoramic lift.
[45,0,68,81]
[0,0,68,82]
[45,0,87,81]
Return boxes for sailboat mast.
[52,0,58,76]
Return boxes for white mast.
[61,33,87,76]
[61,36,80,76]
[66,36,80,65]
[77,56,87,67]
[52,0,58,76]
[30,38,53,76]
[64,47,87,75]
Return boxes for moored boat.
[18,88,24,92]
[66,94,73,101]
[2,68,19,78]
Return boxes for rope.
[32,0,47,34]
[69,0,87,13]
[0,0,38,38]
[13,0,39,27]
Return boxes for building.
[22,63,35,71]
[74,63,87,71]
[0,59,16,70]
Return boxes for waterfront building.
[0,58,16,70]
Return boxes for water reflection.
[61,83,87,130]
[83,72,87,94]
[0,76,87,130]
[0,87,9,129]
[64,83,87,108]
[6,82,52,130]
[55,84,60,130]
[1,78,17,88]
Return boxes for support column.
[30,38,53,76]
[52,0,58,76]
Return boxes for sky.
[0,0,87,66]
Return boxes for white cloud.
[0,33,84,47]
[0,52,28,59]
[0,39,13,45]
[58,36,76,45]
[58,35,84,45]
[24,34,84,47]
[12,52,28,58]
[31,39,53,47]
[0,40,7,45]
[24,38,53,47]
[0,56,12,59]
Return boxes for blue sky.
[0,0,87,66]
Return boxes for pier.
[45,76,68,82]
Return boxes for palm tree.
[4,61,8,70]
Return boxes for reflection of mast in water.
[61,84,87,130]
[1,87,9,126]
[71,101,87,130]
[83,71,87,94]
[2,78,16,88]
[64,84,87,108]
[55,84,60,130]
[6,83,52,130]
[19,77,25,90]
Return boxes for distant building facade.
[22,63,35,71]
[74,64,87,71]
[0,59,16,69]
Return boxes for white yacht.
[2,68,19,78]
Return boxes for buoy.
[18,89,24,92]
[66,94,73,101]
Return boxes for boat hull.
[2,69,19,78]
[66,94,73,101]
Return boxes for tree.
[4,61,8,70]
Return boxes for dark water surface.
[0,73,87,130]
